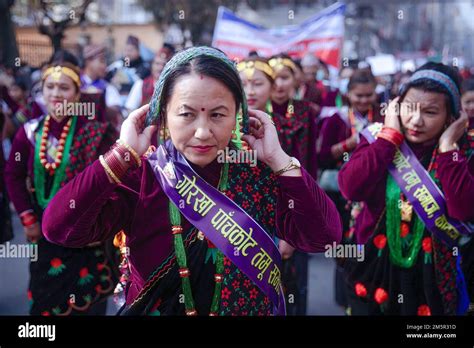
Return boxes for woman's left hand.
[242,109,290,172]
[279,240,296,260]
[439,110,469,153]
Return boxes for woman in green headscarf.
[42,47,342,316]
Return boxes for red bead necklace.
[39,116,73,175]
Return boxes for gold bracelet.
[116,139,142,167]
[99,155,121,184]
[274,156,301,176]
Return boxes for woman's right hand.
[24,222,42,243]
[384,96,402,132]
[119,104,157,156]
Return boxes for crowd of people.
[0,34,473,317]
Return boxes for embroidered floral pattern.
[218,160,278,316]
[28,121,116,316]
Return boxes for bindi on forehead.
[177,104,206,112]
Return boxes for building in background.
[11,0,161,68]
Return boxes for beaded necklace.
[168,161,229,316]
[38,116,73,174]
[385,147,437,268]
[34,116,77,209]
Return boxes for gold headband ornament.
[237,61,276,80]
[42,65,81,87]
[268,58,297,73]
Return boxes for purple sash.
[147,141,286,315]
[362,123,472,247]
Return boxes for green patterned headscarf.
[145,46,249,148]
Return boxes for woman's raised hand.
[439,110,469,153]
[384,96,402,132]
[242,109,291,172]
[119,104,157,156]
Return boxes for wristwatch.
[274,157,301,176]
